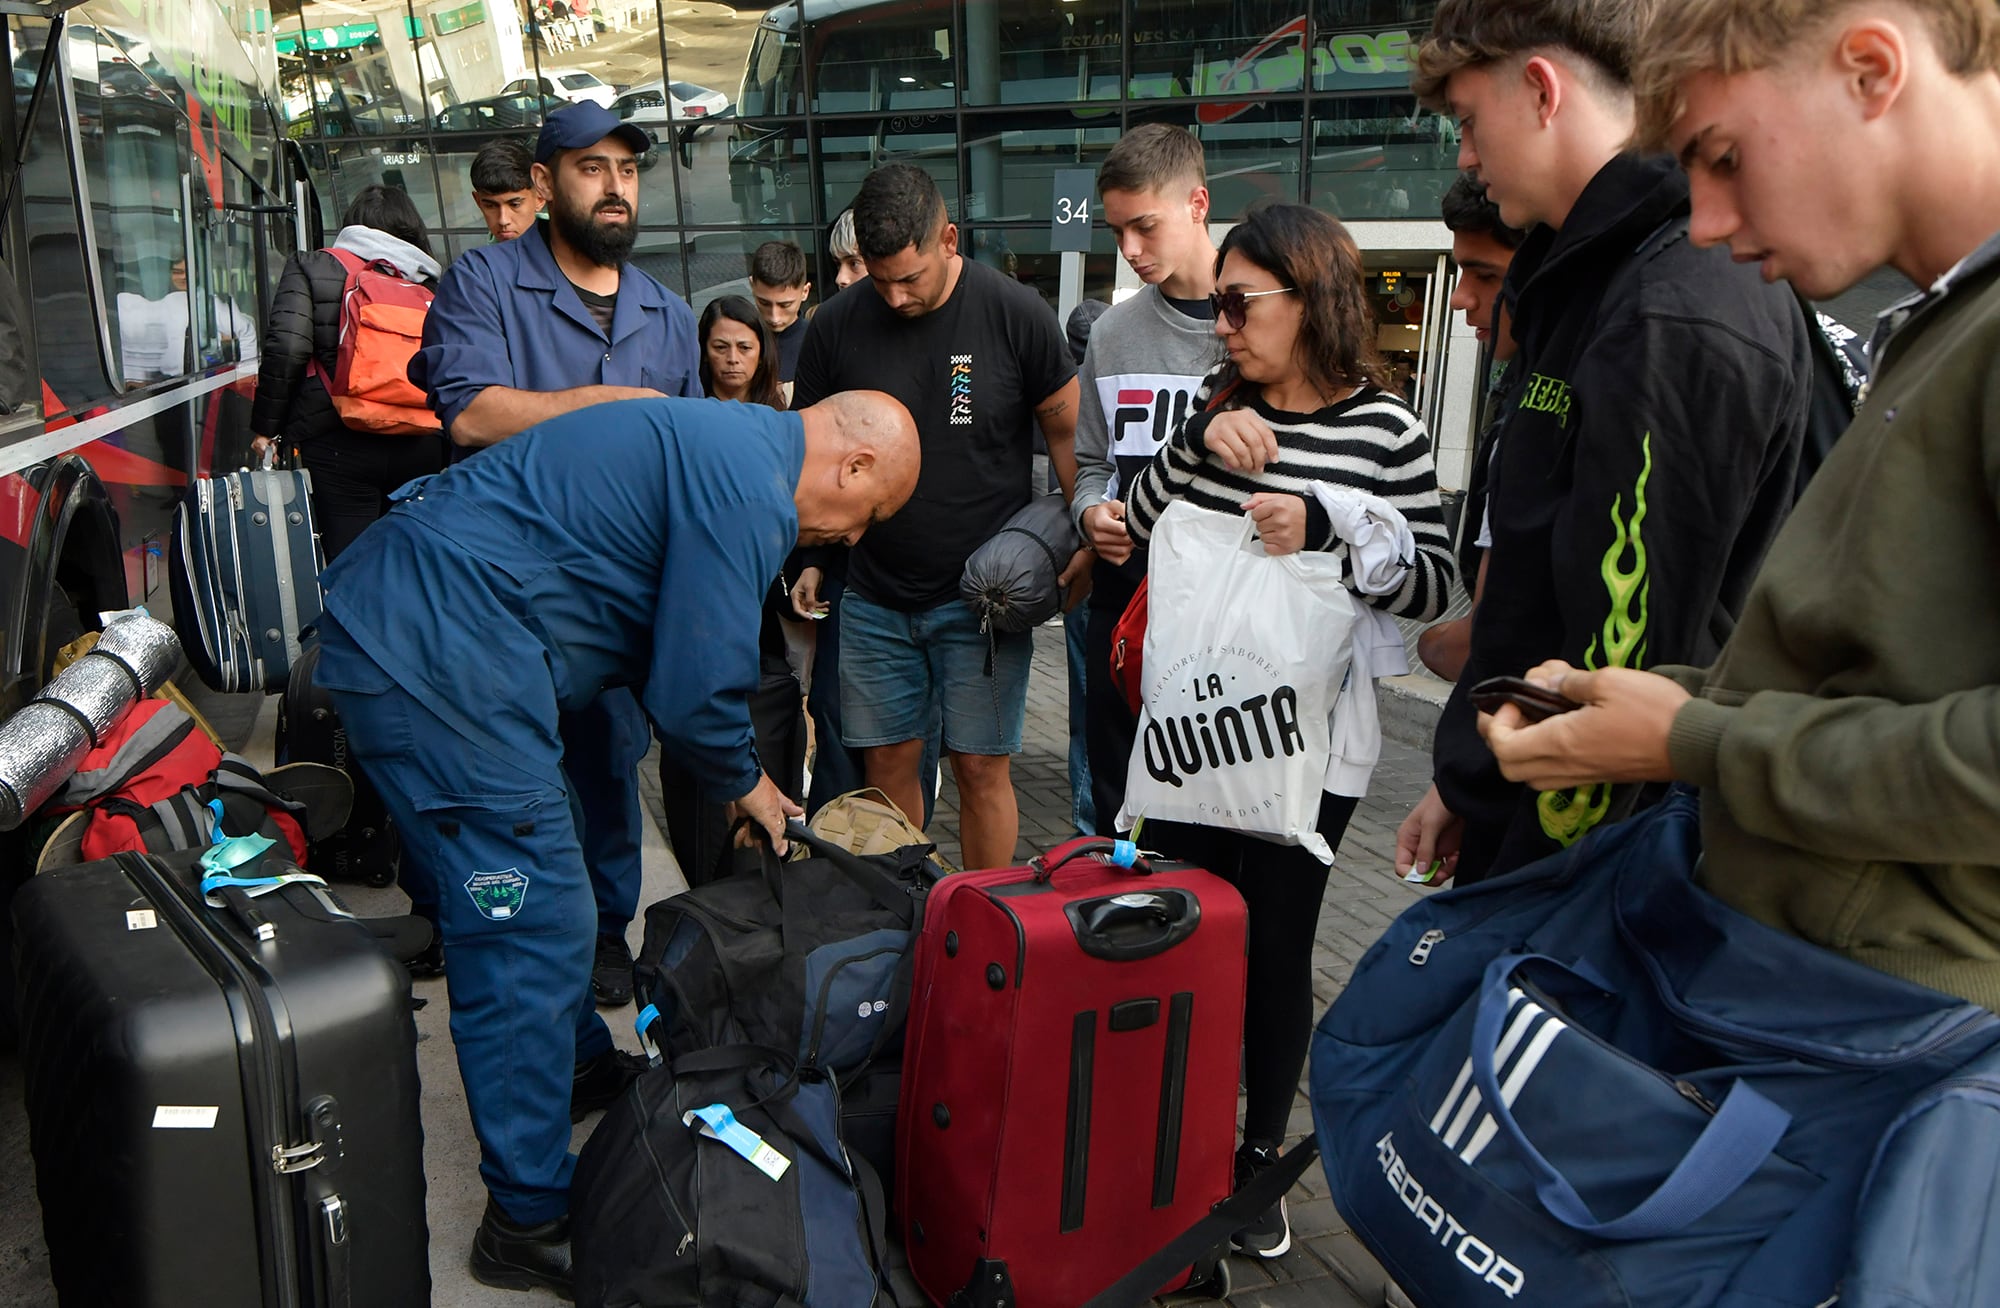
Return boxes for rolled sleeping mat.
[0,702,92,832]
[92,615,181,696]
[0,614,185,831]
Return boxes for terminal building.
[269,0,1482,480]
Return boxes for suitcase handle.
[1031,837,1157,883]
[1064,888,1201,962]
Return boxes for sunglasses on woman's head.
[1211,286,1296,330]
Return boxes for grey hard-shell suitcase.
[171,463,323,694]
[11,847,430,1307]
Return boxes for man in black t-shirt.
[792,164,1084,870]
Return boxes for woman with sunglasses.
[1124,202,1455,1258]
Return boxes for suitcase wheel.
[1185,1257,1232,1302]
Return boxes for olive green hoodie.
[1663,231,2000,1009]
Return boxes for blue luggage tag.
[635,1004,663,1067]
[683,1103,791,1181]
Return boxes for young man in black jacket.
[1395,0,1814,886]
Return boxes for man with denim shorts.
[791,163,1085,869]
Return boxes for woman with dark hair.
[251,185,445,563]
[1123,202,1455,1258]
[697,295,785,409]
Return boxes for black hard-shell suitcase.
[278,637,399,887]
[171,463,324,694]
[11,848,430,1307]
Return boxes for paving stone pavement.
[644,620,1437,1308]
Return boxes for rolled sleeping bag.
[959,493,1084,634]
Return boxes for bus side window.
[0,265,31,415]
[12,17,114,412]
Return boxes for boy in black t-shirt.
[792,164,1084,870]
[750,239,812,403]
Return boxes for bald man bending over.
[310,391,918,1295]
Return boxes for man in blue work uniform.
[411,101,701,1010]
[313,391,919,1296]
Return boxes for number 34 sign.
[1050,168,1095,253]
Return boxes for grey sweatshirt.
[1068,287,1221,566]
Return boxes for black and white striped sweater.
[1124,371,1455,622]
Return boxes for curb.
[1379,673,1450,753]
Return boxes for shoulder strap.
[323,247,365,281]
[56,702,198,806]
[1080,1136,1321,1308]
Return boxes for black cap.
[534,101,650,165]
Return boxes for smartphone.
[1468,675,1583,724]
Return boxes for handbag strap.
[1470,952,1793,1240]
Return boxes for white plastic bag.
[1118,502,1358,861]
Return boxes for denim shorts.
[839,590,1032,756]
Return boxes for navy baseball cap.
[534,101,650,165]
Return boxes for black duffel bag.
[571,1046,898,1308]
[632,822,938,1183]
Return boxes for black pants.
[1147,791,1360,1150]
[1083,560,1142,834]
[300,428,450,563]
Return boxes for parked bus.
[0,0,311,717]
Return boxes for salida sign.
[1197,20,1419,125]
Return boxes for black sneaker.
[469,1198,574,1300]
[571,1047,649,1122]
[591,933,634,1007]
[1231,1143,1293,1258]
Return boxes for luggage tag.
[197,802,326,908]
[635,1004,664,1067]
[683,1103,791,1181]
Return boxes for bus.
[0,0,312,718]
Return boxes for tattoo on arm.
[1035,398,1071,420]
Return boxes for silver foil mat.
[93,616,180,695]
[38,654,141,745]
[0,702,92,831]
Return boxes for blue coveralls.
[314,399,798,1222]
[409,221,702,946]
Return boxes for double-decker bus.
[0,0,313,717]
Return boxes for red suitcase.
[898,836,1247,1306]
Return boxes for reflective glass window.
[805,0,954,114]
[15,17,113,409]
[63,24,186,390]
[289,2,434,136]
[816,116,957,228]
[961,224,1120,318]
[962,0,1123,106]
[961,109,1122,225]
[1127,1,1307,101]
[1129,102,1303,221]
[681,228,818,316]
[1311,1,1437,93]
[1309,97,1456,221]
[319,140,444,234]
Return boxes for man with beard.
[411,103,699,1093]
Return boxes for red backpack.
[48,699,311,865]
[315,248,441,437]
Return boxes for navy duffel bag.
[1312,790,2000,1307]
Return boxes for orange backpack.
[316,248,441,436]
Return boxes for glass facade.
[279,0,1454,307]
